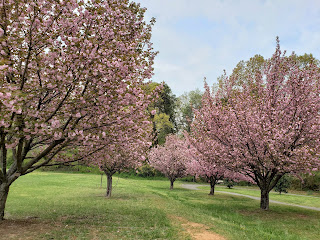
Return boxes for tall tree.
[191,39,320,210]
[155,83,177,127]
[143,82,177,145]
[153,113,174,144]
[176,89,202,132]
[148,134,188,189]
[0,0,156,220]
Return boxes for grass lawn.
[1,172,319,239]
[201,185,320,208]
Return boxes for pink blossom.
[190,40,320,209]
[0,0,158,214]
[149,135,189,189]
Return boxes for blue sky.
[137,0,320,96]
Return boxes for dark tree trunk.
[0,183,9,221]
[106,174,113,197]
[254,170,284,210]
[208,175,218,195]
[100,173,103,188]
[170,180,174,190]
[209,180,215,195]
[260,188,270,210]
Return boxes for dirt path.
[169,215,226,240]
[180,184,320,212]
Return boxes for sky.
[136,0,320,96]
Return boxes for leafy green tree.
[143,82,177,146]
[274,176,291,194]
[290,172,320,191]
[156,83,177,129]
[293,53,320,69]
[223,53,319,89]
[176,89,202,132]
[153,113,174,145]
[223,179,235,189]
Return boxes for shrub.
[274,175,291,194]
[289,172,320,192]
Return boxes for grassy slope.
[3,172,320,240]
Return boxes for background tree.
[289,172,320,192]
[292,53,320,69]
[185,139,248,195]
[89,141,150,198]
[83,90,153,198]
[191,39,320,210]
[148,134,188,189]
[274,175,291,195]
[223,179,234,189]
[153,113,174,144]
[155,83,177,129]
[0,0,156,220]
[224,52,319,89]
[176,89,202,132]
[143,82,177,145]
[225,54,265,88]
[186,157,225,195]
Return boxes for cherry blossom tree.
[85,110,153,197]
[0,0,156,220]
[148,134,188,189]
[186,157,224,195]
[90,141,150,197]
[191,40,320,210]
[185,140,248,195]
[187,157,248,195]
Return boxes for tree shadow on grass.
[0,218,56,239]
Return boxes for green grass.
[3,172,320,239]
[202,185,320,208]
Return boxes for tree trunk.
[100,173,103,188]
[260,188,270,210]
[170,180,174,190]
[209,180,215,195]
[106,174,113,197]
[0,183,9,221]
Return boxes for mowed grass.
[200,185,320,208]
[2,172,320,240]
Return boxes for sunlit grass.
[203,185,320,208]
[3,172,320,239]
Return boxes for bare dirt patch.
[170,215,226,240]
[0,218,57,240]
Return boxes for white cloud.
[137,0,320,96]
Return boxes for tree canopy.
[0,0,156,220]
[190,40,320,210]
